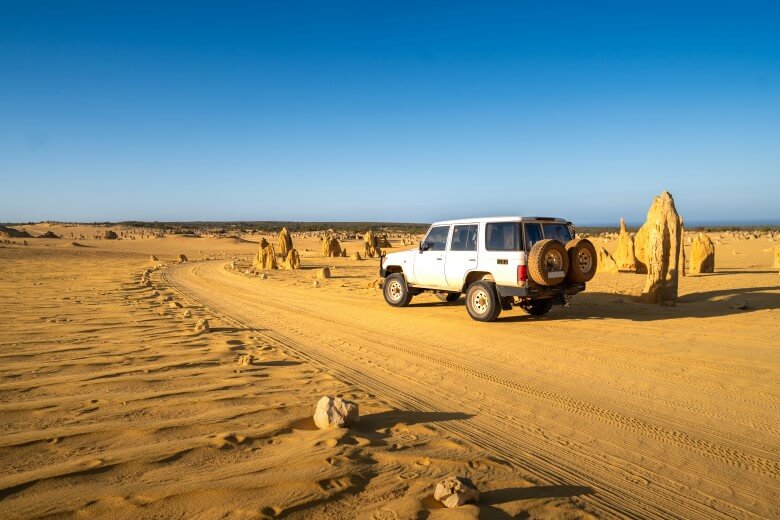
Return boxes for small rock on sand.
[313,396,359,429]
[149,255,158,261]
[182,309,192,318]
[237,354,254,366]
[194,318,210,333]
[434,476,480,508]
[317,267,331,279]
[730,301,749,310]
[178,254,189,263]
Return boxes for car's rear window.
[485,222,524,251]
[542,223,572,243]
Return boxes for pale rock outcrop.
[237,354,254,366]
[364,231,382,258]
[278,227,293,257]
[182,309,192,318]
[321,235,342,257]
[639,191,683,304]
[596,247,619,273]
[615,218,636,271]
[634,224,649,274]
[313,396,359,429]
[194,318,210,333]
[253,244,278,270]
[351,252,362,261]
[434,476,480,508]
[690,233,715,274]
[284,249,301,270]
[774,245,780,268]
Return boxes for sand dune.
[0,227,777,518]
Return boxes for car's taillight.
[517,264,527,284]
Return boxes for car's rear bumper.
[497,282,585,299]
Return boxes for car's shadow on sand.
[406,285,779,322]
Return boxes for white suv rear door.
[444,223,478,290]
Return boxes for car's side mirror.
[419,241,427,252]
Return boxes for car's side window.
[450,225,478,251]
[542,223,572,243]
[423,226,450,252]
[525,223,544,250]
[485,222,523,251]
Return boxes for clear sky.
[1,1,778,225]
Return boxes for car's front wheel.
[383,273,413,307]
[466,281,502,321]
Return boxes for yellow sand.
[0,224,777,519]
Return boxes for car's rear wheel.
[466,281,502,321]
[383,273,413,307]
[565,238,597,283]
[435,291,461,303]
[527,239,569,286]
[522,298,554,316]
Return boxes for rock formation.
[37,231,60,239]
[615,218,636,271]
[434,476,480,508]
[634,224,649,274]
[321,235,342,257]
[194,318,210,333]
[284,249,301,270]
[690,233,715,274]
[774,245,780,268]
[178,254,188,263]
[313,396,359,429]
[104,230,118,240]
[363,231,381,258]
[253,244,278,270]
[149,255,158,262]
[278,227,293,257]
[596,247,619,273]
[351,252,362,261]
[639,191,683,304]
[259,237,269,249]
[317,267,331,279]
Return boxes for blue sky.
[1,1,778,225]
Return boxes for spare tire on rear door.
[565,238,597,283]
[527,239,569,286]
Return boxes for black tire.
[383,273,413,307]
[465,281,502,322]
[522,298,554,316]
[436,291,461,303]
[527,239,569,286]
[565,238,597,283]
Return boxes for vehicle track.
[163,262,777,519]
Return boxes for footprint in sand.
[372,509,398,520]
[398,471,419,481]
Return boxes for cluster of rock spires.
[606,191,692,304]
[321,233,344,258]
[252,228,301,270]
[363,230,382,258]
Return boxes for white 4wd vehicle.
[380,217,597,321]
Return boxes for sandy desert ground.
[0,223,778,519]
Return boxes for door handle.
[468,258,476,261]
[436,257,442,260]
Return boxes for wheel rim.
[545,249,564,271]
[387,280,403,301]
[576,248,593,273]
[471,289,489,315]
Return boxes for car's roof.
[430,216,570,226]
